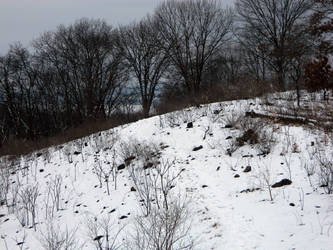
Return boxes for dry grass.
[261,91,333,131]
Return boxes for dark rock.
[245,111,255,117]
[4,218,9,222]
[74,211,79,214]
[161,145,169,150]
[243,166,252,173]
[0,214,5,218]
[213,110,220,115]
[94,235,103,241]
[109,208,116,213]
[187,122,193,128]
[125,156,136,165]
[131,187,136,192]
[234,174,240,178]
[117,164,125,170]
[240,188,260,193]
[257,153,267,157]
[225,124,232,128]
[73,151,81,155]
[272,179,292,188]
[320,183,328,188]
[225,136,232,140]
[216,166,220,171]
[143,162,154,169]
[242,154,253,158]
[36,152,43,157]
[119,215,128,219]
[85,142,88,147]
[202,185,208,188]
[16,242,24,246]
[39,169,44,173]
[193,145,203,151]
[289,203,295,207]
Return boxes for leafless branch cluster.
[314,149,333,194]
[39,220,79,250]
[254,162,275,201]
[18,184,39,229]
[86,215,124,250]
[222,111,244,128]
[48,175,63,213]
[303,140,333,193]
[129,197,194,250]
[128,159,183,216]
[120,139,160,164]
[0,164,10,207]
[93,153,118,195]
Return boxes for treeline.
[0,0,332,154]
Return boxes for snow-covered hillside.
[0,92,332,250]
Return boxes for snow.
[0,92,332,250]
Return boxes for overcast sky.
[0,0,235,54]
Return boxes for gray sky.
[0,0,235,54]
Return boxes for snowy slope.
[0,93,332,250]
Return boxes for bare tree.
[118,16,169,117]
[304,0,333,101]
[155,0,233,99]
[236,0,314,90]
[33,18,127,121]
